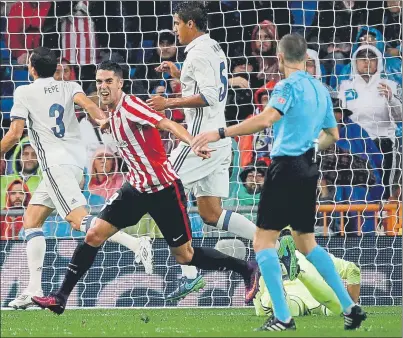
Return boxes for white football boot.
[8,290,43,310]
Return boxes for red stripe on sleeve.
[123,99,161,127]
[119,118,155,190]
[131,95,164,117]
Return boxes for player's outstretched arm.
[318,127,339,151]
[147,55,216,111]
[146,93,208,112]
[74,93,107,121]
[156,118,211,159]
[191,107,282,152]
[0,119,25,158]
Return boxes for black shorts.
[98,180,192,247]
[257,149,319,233]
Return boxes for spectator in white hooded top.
[305,49,323,80]
[338,45,402,199]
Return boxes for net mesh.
[0,0,401,308]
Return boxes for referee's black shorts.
[98,180,192,247]
[257,148,319,234]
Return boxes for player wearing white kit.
[147,2,259,302]
[0,47,152,310]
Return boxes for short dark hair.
[356,48,377,59]
[175,1,208,32]
[96,60,123,78]
[278,34,307,63]
[30,47,57,78]
[158,30,176,45]
[240,160,268,183]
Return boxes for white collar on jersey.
[34,77,54,83]
[184,33,210,53]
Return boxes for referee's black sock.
[189,247,251,280]
[57,242,100,300]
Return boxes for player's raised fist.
[155,61,181,79]
[147,95,168,111]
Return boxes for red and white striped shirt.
[61,16,98,65]
[110,93,179,193]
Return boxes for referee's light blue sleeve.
[323,94,338,129]
[267,82,293,115]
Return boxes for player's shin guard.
[306,246,355,314]
[25,228,46,293]
[189,247,251,279]
[58,242,100,300]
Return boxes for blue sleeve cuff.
[10,116,26,121]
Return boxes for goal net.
[0,0,401,308]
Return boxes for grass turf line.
[1,306,401,337]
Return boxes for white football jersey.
[10,77,87,170]
[180,34,231,149]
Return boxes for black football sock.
[57,242,100,300]
[189,247,251,280]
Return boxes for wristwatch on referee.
[218,127,226,139]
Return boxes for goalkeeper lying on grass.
[254,231,361,317]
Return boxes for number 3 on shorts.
[100,192,119,212]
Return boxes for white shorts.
[169,143,231,198]
[29,165,86,219]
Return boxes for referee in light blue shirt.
[191,34,366,332]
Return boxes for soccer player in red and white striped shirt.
[33,61,260,314]
[108,91,179,193]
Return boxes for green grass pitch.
[1,306,401,337]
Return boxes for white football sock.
[80,215,141,252]
[216,210,280,249]
[80,215,96,232]
[216,210,256,240]
[180,265,198,279]
[25,228,46,293]
[108,231,141,252]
